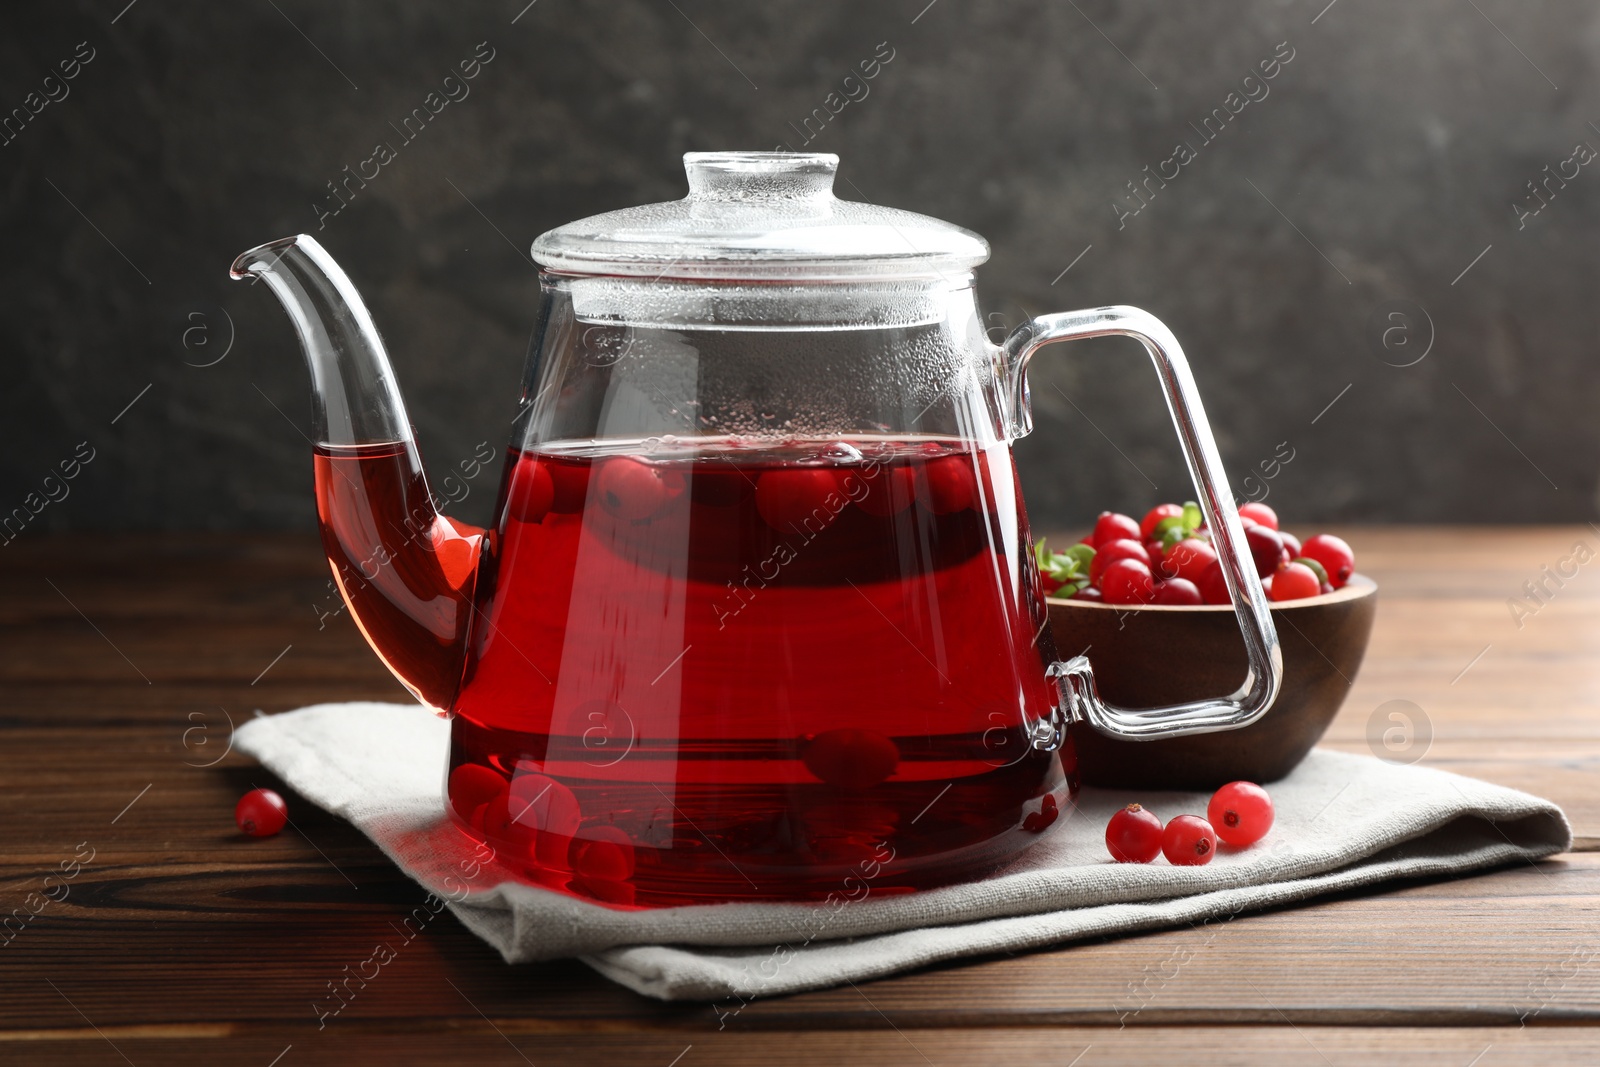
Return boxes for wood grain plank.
[0,851,1594,1030]
[2,529,1599,1043]
[3,1028,1596,1067]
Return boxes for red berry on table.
[856,464,916,518]
[1207,781,1274,847]
[507,455,555,524]
[1153,577,1203,605]
[596,457,668,521]
[1238,502,1278,530]
[1197,560,1231,605]
[1106,803,1163,863]
[1092,511,1142,547]
[755,468,843,529]
[1279,531,1302,559]
[1101,558,1156,605]
[1301,533,1355,588]
[917,455,978,514]
[1088,538,1150,585]
[1270,561,1321,602]
[1243,524,1286,579]
[1139,503,1184,540]
[235,788,288,837]
[1161,814,1217,866]
[1163,538,1218,584]
[1073,585,1104,602]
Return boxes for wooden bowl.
[1047,576,1377,790]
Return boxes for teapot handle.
[1002,306,1283,740]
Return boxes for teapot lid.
[530,152,988,281]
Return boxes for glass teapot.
[232,152,1279,907]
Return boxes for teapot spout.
[231,235,480,713]
[230,235,410,445]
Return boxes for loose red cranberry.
[1270,561,1321,602]
[1238,502,1278,530]
[1163,538,1218,583]
[1153,577,1203,605]
[1207,781,1274,847]
[1162,814,1217,866]
[1089,538,1150,585]
[235,788,288,837]
[1092,511,1142,546]
[1100,558,1155,605]
[917,455,978,514]
[506,455,555,523]
[755,467,842,530]
[803,728,900,789]
[1139,503,1183,541]
[856,464,916,518]
[569,825,636,882]
[1279,531,1302,559]
[448,763,507,817]
[1146,540,1169,577]
[1073,585,1104,602]
[1300,533,1355,588]
[1105,803,1163,863]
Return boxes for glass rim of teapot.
[530,151,990,282]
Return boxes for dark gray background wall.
[2,0,1596,533]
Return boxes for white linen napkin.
[235,701,1570,1002]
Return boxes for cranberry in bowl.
[1039,503,1376,790]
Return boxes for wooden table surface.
[2,528,1597,1066]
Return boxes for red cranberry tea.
[444,438,1070,905]
[313,443,481,711]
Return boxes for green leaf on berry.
[1035,539,1094,585]
[1181,501,1203,531]
[1063,543,1095,569]
[1152,515,1185,539]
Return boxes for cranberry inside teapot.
[442,436,1069,905]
